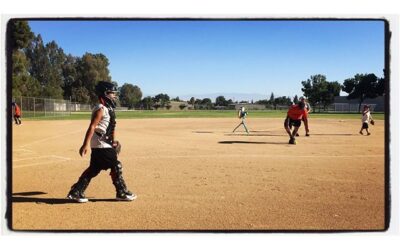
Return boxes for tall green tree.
[26,35,65,99]
[119,83,143,109]
[9,20,34,50]
[269,92,275,104]
[10,20,39,97]
[12,50,41,97]
[153,93,170,108]
[342,73,383,112]
[26,34,48,84]
[215,95,228,106]
[201,98,213,110]
[320,81,341,110]
[74,53,112,104]
[140,96,154,110]
[301,74,341,111]
[376,76,385,96]
[61,54,78,100]
[43,41,65,99]
[194,98,202,110]
[189,97,195,106]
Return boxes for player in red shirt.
[295,97,311,137]
[12,102,22,125]
[284,101,309,144]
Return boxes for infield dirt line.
[13,148,35,153]
[13,155,71,162]
[19,129,83,148]
[13,155,72,168]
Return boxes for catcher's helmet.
[95,81,118,108]
[95,81,118,96]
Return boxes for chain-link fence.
[328,103,377,112]
[12,96,92,118]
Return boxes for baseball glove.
[370,120,375,125]
[113,140,122,154]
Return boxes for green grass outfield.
[21,110,385,121]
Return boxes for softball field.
[11,117,386,231]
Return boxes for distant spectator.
[12,102,22,125]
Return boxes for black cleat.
[67,192,88,203]
[116,191,137,201]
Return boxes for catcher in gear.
[67,81,136,203]
[359,105,374,136]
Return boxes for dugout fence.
[12,96,92,118]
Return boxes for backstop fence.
[12,96,92,118]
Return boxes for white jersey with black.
[362,111,372,124]
[91,104,113,149]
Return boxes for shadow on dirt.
[12,194,126,204]
[227,133,285,137]
[12,196,75,204]
[218,141,287,145]
[308,133,354,136]
[13,191,47,196]
[229,132,355,137]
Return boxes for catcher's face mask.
[106,91,119,101]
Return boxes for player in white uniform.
[359,105,374,135]
[232,106,249,134]
[67,81,136,202]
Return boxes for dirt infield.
[11,117,385,231]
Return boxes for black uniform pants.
[80,148,118,178]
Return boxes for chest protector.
[104,105,116,144]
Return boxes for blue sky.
[28,20,385,101]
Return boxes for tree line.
[11,21,111,104]
[10,20,385,112]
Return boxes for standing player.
[359,105,374,136]
[284,101,309,144]
[232,106,249,134]
[67,81,136,203]
[12,102,22,125]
